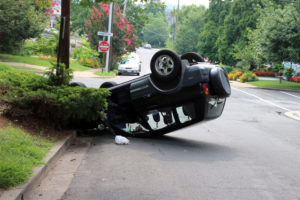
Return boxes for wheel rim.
[155,55,175,76]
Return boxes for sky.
[161,0,209,8]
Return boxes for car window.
[145,108,175,130]
[176,103,196,123]
[120,60,129,64]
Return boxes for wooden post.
[57,0,70,69]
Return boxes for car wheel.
[181,52,204,64]
[69,82,87,87]
[137,73,140,76]
[210,67,231,98]
[100,81,117,88]
[150,49,182,81]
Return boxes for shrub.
[271,64,284,73]
[21,33,58,56]
[0,67,110,128]
[290,76,300,83]
[240,71,258,83]
[228,69,243,81]
[284,68,295,80]
[297,72,300,76]
[221,65,233,73]
[45,62,73,86]
[253,71,275,77]
[72,36,100,68]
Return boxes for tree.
[0,0,46,53]
[197,0,232,62]
[84,2,137,69]
[143,12,168,47]
[174,5,206,54]
[217,0,263,65]
[247,4,300,65]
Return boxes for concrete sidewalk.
[229,81,257,88]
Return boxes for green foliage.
[220,65,233,73]
[143,12,168,48]
[0,126,53,189]
[72,36,100,68]
[218,0,263,64]
[197,0,232,62]
[0,0,47,53]
[174,5,206,54]
[0,67,110,128]
[297,72,300,76]
[284,68,295,79]
[45,63,73,86]
[239,71,258,83]
[247,4,300,64]
[21,33,59,57]
[271,64,284,73]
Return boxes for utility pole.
[105,2,114,72]
[123,0,128,16]
[57,0,70,69]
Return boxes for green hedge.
[0,64,110,128]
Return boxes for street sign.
[98,41,110,52]
[97,31,113,37]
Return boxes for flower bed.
[290,76,300,83]
[253,71,275,77]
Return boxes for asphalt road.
[29,48,300,200]
[72,48,156,88]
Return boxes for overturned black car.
[98,50,231,137]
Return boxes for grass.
[0,54,91,71]
[0,126,53,189]
[94,70,117,76]
[247,80,300,90]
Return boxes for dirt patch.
[0,112,71,141]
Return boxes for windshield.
[120,60,129,64]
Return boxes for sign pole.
[105,2,113,73]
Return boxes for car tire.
[210,67,231,98]
[181,52,204,64]
[69,82,87,87]
[100,81,117,88]
[150,49,182,81]
[137,73,140,76]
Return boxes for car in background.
[118,54,141,75]
[100,50,231,137]
[144,44,151,49]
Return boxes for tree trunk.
[57,0,70,69]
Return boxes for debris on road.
[115,135,130,145]
[285,111,300,121]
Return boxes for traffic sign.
[97,31,113,37]
[98,41,110,52]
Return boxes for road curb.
[0,132,76,200]
[250,87,300,93]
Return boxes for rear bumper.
[118,69,139,74]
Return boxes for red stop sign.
[98,41,110,52]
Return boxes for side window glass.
[176,103,196,123]
[145,109,175,130]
